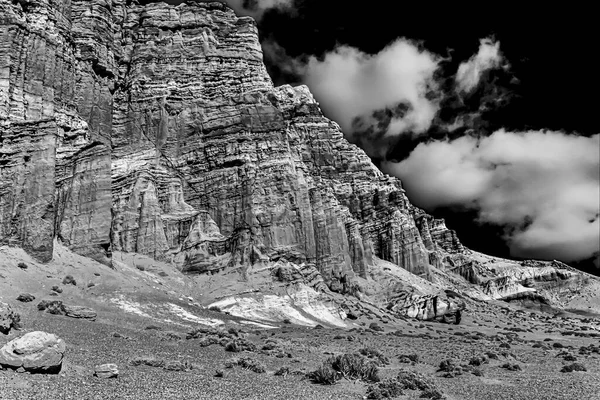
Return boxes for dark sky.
[149,2,598,135]
[143,1,599,272]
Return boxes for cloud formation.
[219,0,294,20]
[455,38,506,93]
[382,131,600,262]
[295,38,510,158]
[302,40,441,144]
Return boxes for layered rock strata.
[0,0,590,320]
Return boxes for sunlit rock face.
[0,0,593,321]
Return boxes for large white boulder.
[0,331,66,373]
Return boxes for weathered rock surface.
[37,300,97,320]
[0,0,595,322]
[0,331,65,373]
[94,363,119,379]
[16,293,35,302]
[0,302,20,334]
[63,305,97,321]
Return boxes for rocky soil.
[2,287,600,400]
[2,245,600,399]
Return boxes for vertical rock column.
[0,120,57,262]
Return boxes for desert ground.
[1,246,599,400]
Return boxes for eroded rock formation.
[0,0,592,321]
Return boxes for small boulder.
[369,322,384,332]
[0,302,21,334]
[17,262,28,270]
[37,301,96,321]
[16,293,35,303]
[94,363,119,379]
[64,305,97,321]
[62,275,76,286]
[51,286,63,294]
[37,300,65,315]
[0,331,65,373]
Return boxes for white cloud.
[223,0,294,19]
[382,130,600,262]
[303,39,441,139]
[455,38,505,92]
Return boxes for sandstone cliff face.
[0,0,590,321]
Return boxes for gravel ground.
[1,300,600,399]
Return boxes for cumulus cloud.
[218,0,294,19]
[382,131,600,262]
[302,39,441,150]
[455,38,506,93]
[294,38,512,158]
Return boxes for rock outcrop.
[94,363,119,379]
[0,331,66,373]
[0,0,594,322]
[37,300,97,320]
[0,302,20,334]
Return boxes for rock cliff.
[0,0,593,322]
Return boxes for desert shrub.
[501,363,521,371]
[309,353,380,385]
[198,337,221,347]
[563,354,577,361]
[397,369,436,391]
[17,262,28,270]
[160,331,183,341]
[215,369,224,377]
[225,339,256,352]
[208,306,222,312]
[398,354,419,364]
[235,357,266,373]
[438,359,463,378]
[225,341,242,352]
[308,364,339,385]
[438,359,458,372]
[420,388,445,399]
[359,347,390,366]
[62,275,76,285]
[261,339,278,351]
[274,366,290,376]
[283,318,291,324]
[368,369,443,399]
[366,379,404,399]
[329,353,380,382]
[468,355,489,366]
[560,363,587,373]
[552,342,564,349]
